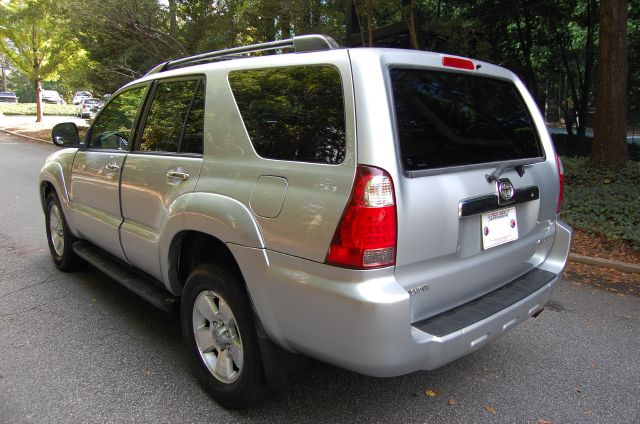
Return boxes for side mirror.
[51,122,80,146]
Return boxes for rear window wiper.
[485,163,525,183]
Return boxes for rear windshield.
[390,68,543,172]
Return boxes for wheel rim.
[49,203,65,257]
[192,290,244,384]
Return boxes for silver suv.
[40,35,572,408]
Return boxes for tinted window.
[139,78,204,154]
[390,68,542,171]
[89,86,147,150]
[229,65,345,164]
[181,81,205,154]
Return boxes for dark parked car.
[0,92,18,103]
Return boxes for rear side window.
[229,65,346,164]
[390,68,543,171]
[138,78,205,154]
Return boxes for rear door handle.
[105,163,119,171]
[166,171,190,181]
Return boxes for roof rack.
[146,34,339,75]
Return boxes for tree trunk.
[577,0,596,138]
[31,24,43,123]
[1,57,7,92]
[513,6,540,105]
[168,0,177,39]
[402,0,419,50]
[591,0,628,169]
[35,78,43,123]
[367,0,373,47]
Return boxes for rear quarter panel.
[188,50,357,263]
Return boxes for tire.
[181,264,266,409]
[45,192,80,271]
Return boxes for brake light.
[442,56,475,71]
[555,153,564,213]
[326,165,397,269]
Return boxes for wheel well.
[40,182,55,210]
[170,231,243,293]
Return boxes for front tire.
[45,192,80,271]
[181,264,266,409]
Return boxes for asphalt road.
[1,132,639,423]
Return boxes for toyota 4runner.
[40,34,572,408]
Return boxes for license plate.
[481,207,518,249]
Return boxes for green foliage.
[561,157,640,248]
[0,103,76,116]
[0,0,79,81]
[68,0,174,92]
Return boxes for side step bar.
[73,241,178,313]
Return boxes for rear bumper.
[231,219,572,377]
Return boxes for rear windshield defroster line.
[390,68,543,172]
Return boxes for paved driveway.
[0,114,87,128]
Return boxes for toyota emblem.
[498,181,515,201]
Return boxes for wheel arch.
[39,181,56,212]
[39,149,76,212]
[160,192,265,294]
[168,230,244,293]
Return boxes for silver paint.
[39,46,573,378]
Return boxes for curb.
[0,127,52,144]
[569,253,640,274]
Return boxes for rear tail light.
[555,153,564,214]
[326,165,397,269]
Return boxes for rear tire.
[45,192,80,271]
[181,264,266,409]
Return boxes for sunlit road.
[0,132,638,423]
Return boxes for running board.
[73,241,178,313]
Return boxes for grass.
[0,103,76,116]
[560,157,640,249]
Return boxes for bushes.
[561,157,640,249]
[0,103,76,116]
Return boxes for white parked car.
[76,97,101,118]
[72,91,92,105]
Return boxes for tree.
[65,0,185,92]
[591,0,629,169]
[0,0,79,122]
[0,53,9,92]
[545,0,597,139]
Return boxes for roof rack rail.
[146,34,339,75]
